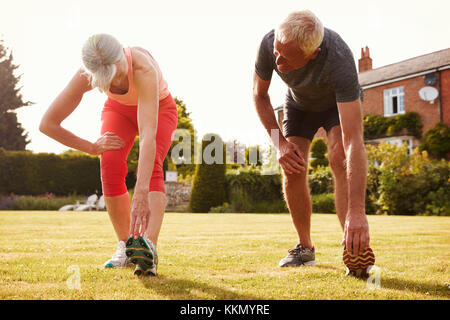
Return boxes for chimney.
[358,46,372,73]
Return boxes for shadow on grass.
[139,275,263,300]
[379,277,449,299]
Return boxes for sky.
[1,0,449,154]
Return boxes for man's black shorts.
[282,104,340,141]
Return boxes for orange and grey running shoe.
[343,246,375,278]
[279,244,316,267]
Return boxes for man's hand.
[342,212,370,256]
[90,132,125,155]
[278,140,307,175]
[129,192,151,239]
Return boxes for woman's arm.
[129,61,159,238]
[39,69,124,155]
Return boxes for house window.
[386,138,413,154]
[384,87,405,116]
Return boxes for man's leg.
[327,125,348,230]
[282,136,312,248]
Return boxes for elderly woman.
[40,34,178,276]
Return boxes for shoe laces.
[288,244,308,255]
[111,241,126,260]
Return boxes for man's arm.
[337,98,370,256]
[252,72,305,174]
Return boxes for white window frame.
[384,86,405,116]
[386,138,413,154]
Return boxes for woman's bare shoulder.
[65,68,93,95]
[130,47,157,75]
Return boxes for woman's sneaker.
[126,236,158,276]
[279,244,316,267]
[104,241,129,268]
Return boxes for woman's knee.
[100,150,128,196]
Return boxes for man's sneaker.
[343,246,375,278]
[279,244,316,267]
[126,236,158,276]
[104,241,129,268]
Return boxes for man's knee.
[283,170,308,189]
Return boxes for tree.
[419,122,450,160]
[124,97,196,186]
[167,97,196,178]
[0,39,32,150]
[245,145,263,167]
[310,138,329,169]
[189,133,226,212]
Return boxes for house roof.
[358,48,450,86]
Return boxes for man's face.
[273,38,318,73]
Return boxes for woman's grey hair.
[276,10,324,57]
[81,34,125,92]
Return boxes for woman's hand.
[129,191,151,239]
[90,132,125,155]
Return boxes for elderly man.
[253,10,373,274]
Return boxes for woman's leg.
[145,191,166,245]
[100,103,138,242]
[104,193,131,242]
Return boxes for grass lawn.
[0,211,449,300]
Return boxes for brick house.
[274,47,450,152]
[358,47,450,152]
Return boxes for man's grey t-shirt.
[255,28,362,112]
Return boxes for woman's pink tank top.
[105,47,169,106]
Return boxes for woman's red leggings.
[100,94,178,197]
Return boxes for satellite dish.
[419,86,439,104]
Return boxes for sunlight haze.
[1,0,449,154]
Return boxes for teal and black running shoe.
[125,236,158,276]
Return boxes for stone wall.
[164,182,191,212]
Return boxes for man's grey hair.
[81,33,125,92]
[276,10,324,57]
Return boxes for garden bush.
[366,142,450,215]
[308,166,333,194]
[419,122,450,160]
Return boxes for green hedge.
[363,112,423,140]
[311,193,335,213]
[0,148,102,196]
[0,194,85,210]
[223,169,337,213]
